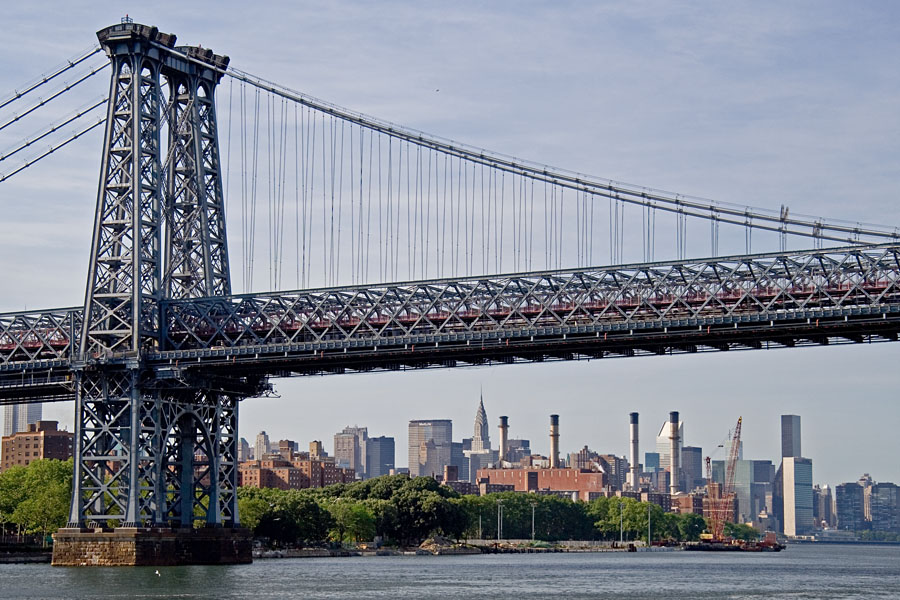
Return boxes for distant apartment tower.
[1,421,73,472]
[365,436,395,479]
[835,482,865,531]
[255,431,270,461]
[781,415,801,458]
[2,403,42,437]
[334,426,368,478]
[408,420,452,477]
[782,456,814,536]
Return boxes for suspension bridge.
[0,20,898,564]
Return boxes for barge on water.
[684,532,785,552]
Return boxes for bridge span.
[3,243,900,405]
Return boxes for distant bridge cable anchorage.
[223,65,899,246]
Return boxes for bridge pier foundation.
[51,527,252,566]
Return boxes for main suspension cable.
[226,65,899,245]
[0,118,104,183]
[0,45,102,111]
[0,97,106,164]
[0,62,108,134]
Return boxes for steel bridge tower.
[55,20,261,565]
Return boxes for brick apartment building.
[1,421,74,471]
[238,453,355,490]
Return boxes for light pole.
[531,502,537,542]
[496,499,504,542]
[619,502,624,544]
[647,503,651,547]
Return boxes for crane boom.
[706,416,742,542]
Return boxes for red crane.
[706,416,742,542]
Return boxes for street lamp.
[496,499,504,542]
[531,501,538,542]
[619,501,624,544]
[647,503,651,547]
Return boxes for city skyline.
[1,3,899,488]
[241,391,889,491]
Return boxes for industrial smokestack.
[669,411,680,495]
[549,414,560,468]
[498,416,509,465]
[629,412,639,490]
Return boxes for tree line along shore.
[0,460,769,548]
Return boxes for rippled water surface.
[2,543,899,599]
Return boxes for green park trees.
[0,458,72,543]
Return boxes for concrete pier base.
[51,527,253,566]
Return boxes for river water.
[2,543,898,599]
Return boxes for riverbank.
[254,538,645,559]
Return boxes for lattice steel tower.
[69,20,258,531]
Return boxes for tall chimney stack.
[669,411,680,495]
[498,416,509,465]
[629,412,639,490]
[549,414,560,468]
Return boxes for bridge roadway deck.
[3,244,900,404]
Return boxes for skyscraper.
[237,437,251,462]
[654,418,683,471]
[681,446,704,490]
[255,431,270,461]
[835,482,865,531]
[471,395,490,452]
[463,399,497,481]
[782,456,814,536]
[781,415,801,458]
[2,403,42,437]
[813,484,835,528]
[365,436,395,479]
[334,425,368,478]
[408,420,452,477]
[870,483,900,531]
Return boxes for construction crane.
[705,416,742,542]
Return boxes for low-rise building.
[1,420,73,471]
[476,467,606,501]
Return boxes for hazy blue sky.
[0,2,898,486]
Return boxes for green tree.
[7,459,72,544]
[675,512,706,542]
[724,521,759,541]
[328,501,375,543]
[0,465,28,535]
